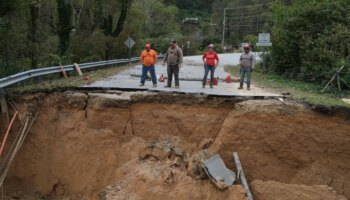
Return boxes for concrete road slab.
[83,53,281,98]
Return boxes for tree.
[57,0,73,56]
[29,0,41,68]
[112,0,129,37]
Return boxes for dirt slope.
[0,91,348,199]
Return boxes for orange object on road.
[209,77,219,85]
[0,111,18,157]
[213,77,219,85]
[225,75,232,83]
[159,74,165,82]
[83,75,90,81]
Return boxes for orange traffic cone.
[84,75,91,85]
[214,77,219,85]
[159,74,165,82]
[225,75,232,83]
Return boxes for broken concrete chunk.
[152,147,172,160]
[203,154,236,190]
[138,146,171,161]
[171,146,185,157]
[187,150,214,179]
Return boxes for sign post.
[124,36,136,59]
[256,33,272,70]
[186,41,191,56]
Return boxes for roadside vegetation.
[265,0,350,88]
[228,64,350,108]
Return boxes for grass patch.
[6,64,132,94]
[225,64,350,108]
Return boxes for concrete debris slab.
[203,154,236,189]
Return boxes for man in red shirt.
[202,44,219,88]
[140,43,158,87]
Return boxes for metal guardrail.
[0,56,163,88]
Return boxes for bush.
[267,0,350,89]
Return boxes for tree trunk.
[57,0,73,56]
[29,0,41,69]
[111,0,130,38]
[103,15,113,60]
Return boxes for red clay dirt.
[0,91,349,200]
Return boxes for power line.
[213,2,273,11]
[226,24,258,27]
[220,3,272,47]
[225,15,264,20]
[226,11,267,17]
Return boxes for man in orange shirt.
[140,43,158,87]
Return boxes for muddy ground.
[0,91,349,200]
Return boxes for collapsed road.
[0,91,349,200]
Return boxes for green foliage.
[267,0,350,89]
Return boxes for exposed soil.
[0,91,349,200]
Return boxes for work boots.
[210,81,214,89]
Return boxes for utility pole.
[222,8,226,51]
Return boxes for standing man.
[202,44,219,88]
[140,43,158,87]
[238,44,255,90]
[163,40,183,88]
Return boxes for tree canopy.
[0,0,349,90]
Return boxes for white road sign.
[257,33,272,47]
[124,36,135,49]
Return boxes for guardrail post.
[73,63,83,76]
[59,62,68,78]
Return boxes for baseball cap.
[243,44,250,49]
[208,44,214,48]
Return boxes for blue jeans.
[240,67,251,88]
[203,64,215,86]
[141,65,157,85]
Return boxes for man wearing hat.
[140,43,158,87]
[163,40,183,88]
[238,44,255,90]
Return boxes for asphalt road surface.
[84,53,281,97]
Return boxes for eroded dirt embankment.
[1,91,350,200]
